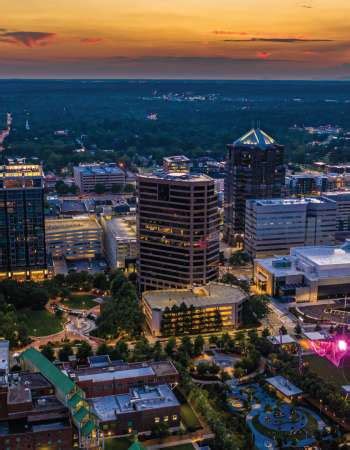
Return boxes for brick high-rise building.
[0,163,48,280]
[224,128,285,244]
[137,156,220,291]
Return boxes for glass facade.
[0,166,47,279]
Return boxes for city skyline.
[1,0,350,79]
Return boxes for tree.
[179,336,193,358]
[96,342,112,356]
[111,183,123,193]
[58,343,73,362]
[94,183,106,194]
[111,340,129,361]
[77,341,93,361]
[242,295,270,325]
[165,337,176,357]
[41,343,55,361]
[193,335,205,356]
[294,323,302,336]
[93,273,108,291]
[279,325,288,335]
[152,341,164,361]
[262,327,270,338]
[229,251,251,267]
[132,338,153,361]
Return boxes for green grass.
[21,309,63,337]
[304,354,350,388]
[104,437,133,450]
[62,293,97,310]
[180,404,201,430]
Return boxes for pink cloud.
[257,51,271,59]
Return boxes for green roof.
[68,393,83,409]
[81,420,95,437]
[73,406,89,424]
[128,442,146,450]
[20,348,75,396]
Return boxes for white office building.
[245,197,336,258]
[101,216,137,269]
[254,240,350,302]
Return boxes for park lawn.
[62,293,97,310]
[21,309,63,337]
[180,404,201,430]
[104,437,133,450]
[304,354,350,388]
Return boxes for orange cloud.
[212,30,248,36]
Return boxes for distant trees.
[55,180,77,195]
[229,251,251,267]
[41,343,55,361]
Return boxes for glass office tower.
[0,163,47,280]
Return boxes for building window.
[172,415,178,421]
[154,417,160,423]
[164,416,169,422]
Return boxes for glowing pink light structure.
[309,336,349,367]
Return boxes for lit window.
[164,416,169,422]
[154,417,160,423]
[172,415,178,421]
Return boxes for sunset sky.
[1,0,350,79]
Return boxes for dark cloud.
[224,38,333,43]
[0,31,55,47]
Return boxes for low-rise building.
[46,216,103,260]
[90,384,180,436]
[101,215,137,269]
[142,282,247,337]
[68,360,179,398]
[254,240,350,302]
[74,163,126,193]
[245,197,336,258]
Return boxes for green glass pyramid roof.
[234,128,276,149]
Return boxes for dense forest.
[1,79,350,171]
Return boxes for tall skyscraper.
[137,156,220,291]
[0,163,47,280]
[224,128,285,244]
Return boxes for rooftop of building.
[138,170,213,183]
[0,164,43,179]
[45,216,101,233]
[143,282,247,311]
[163,155,190,164]
[266,376,302,397]
[233,128,277,149]
[90,384,180,421]
[70,360,178,383]
[251,197,332,207]
[60,200,87,214]
[291,242,350,267]
[105,216,136,241]
[256,240,350,275]
[75,163,124,176]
